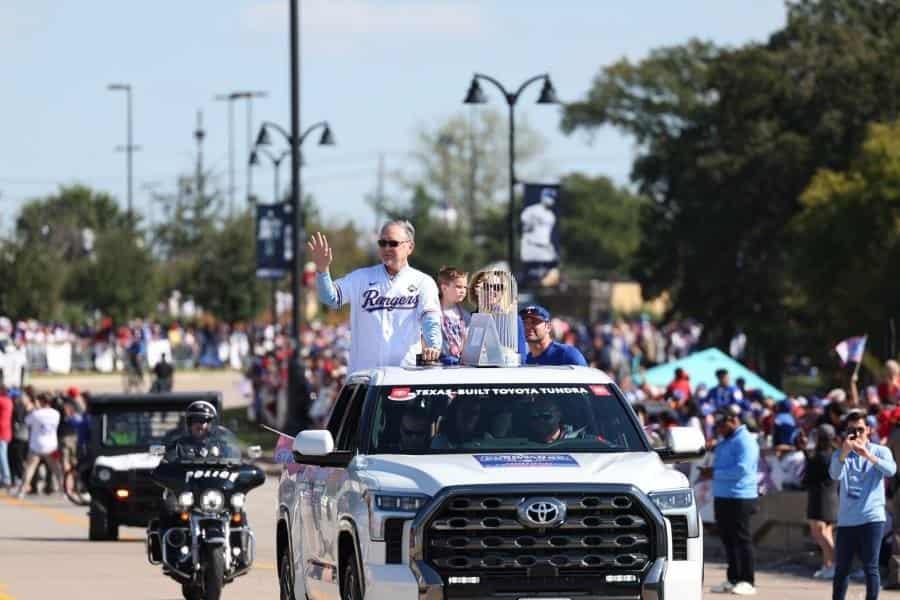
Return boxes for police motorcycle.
[145,401,265,600]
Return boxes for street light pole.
[255,116,334,431]
[216,91,267,216]
[108,83,137,224]
[463,73,559,276]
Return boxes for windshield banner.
[520,183,560,286]
[474,454,579,468]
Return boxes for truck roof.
[87,392,222,412]
[356,365,615,387]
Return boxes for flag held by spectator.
[835,335,867,365]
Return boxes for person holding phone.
[829,409,897,600]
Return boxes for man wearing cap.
[519,305,587,366]
[704,405,759,596]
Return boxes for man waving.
[308,220,442,373]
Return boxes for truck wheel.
[341,556,362,600]
[279,549,296,600]
[203,546,226,600]
[89,500,114,541]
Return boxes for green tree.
[398,110,546,232]
[559,174,646,278]
[789,120,900,363]
[0,240,67,320]
[189,212,264,323]
[66,229,159,322]
[562,1,900,381]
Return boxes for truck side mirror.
[293,430,335,457]
[656,427,706,463]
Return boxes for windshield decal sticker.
[388,388,419,402]
[408,386,590,397]
[388,387,418,401]
[473,454,579,468]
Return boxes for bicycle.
[63,463,91,506]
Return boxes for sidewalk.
[704,561,900,599]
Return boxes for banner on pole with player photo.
[256,203,289,279]
[519,183,560,286]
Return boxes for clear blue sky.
[0,0,786,234]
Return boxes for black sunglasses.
[378,239,408,248]
[847,427,866,435]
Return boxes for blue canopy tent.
[641,348,787,401]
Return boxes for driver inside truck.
[398,405,432,452]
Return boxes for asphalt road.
[0,476,279,600]
[3,475,898,600]
[8,371,900,599]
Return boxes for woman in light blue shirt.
[829,410,897,600]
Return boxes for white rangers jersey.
[333,264,440,374]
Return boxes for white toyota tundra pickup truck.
[276,365,706,600]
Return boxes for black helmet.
[186,400,217,426]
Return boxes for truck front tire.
[341,556,362,600]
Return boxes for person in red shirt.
[878,360,900,405]
[0,385,13,488]
[666,368,692,407]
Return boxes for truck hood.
[95,452,162,472]
[354,452,687,497]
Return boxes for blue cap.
[519,304,551,322]
[8,388,21,398]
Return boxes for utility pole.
[374,153,385,234]
[194,110,205,203]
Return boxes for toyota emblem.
[517,497,566,528]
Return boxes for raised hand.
[307,231,333,273]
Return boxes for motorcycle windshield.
[162,427,243,464]
[151,460,266,494]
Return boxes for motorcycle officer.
[163,401,236,463]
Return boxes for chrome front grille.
[424,491,654,577]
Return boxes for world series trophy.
[461,268,520,367]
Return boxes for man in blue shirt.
[705,404,759,596]
[829,410,897,600]
[707,368,749,412]
[519,305,587,366]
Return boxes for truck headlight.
[177,491,194,509]
[373,494,429,512]
[649,489,694,512]
[366,493,430,541]
[230,493,246,509]
[200,489,225,512]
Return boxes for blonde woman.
[467,268,527,362]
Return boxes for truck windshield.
[368,383,646,454]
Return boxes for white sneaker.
[711,581,735,593]
[813,566,835,580]
[731,582,757,596]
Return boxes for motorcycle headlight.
[230,493,246,509]
[199,489,225,512]
[177,491,194,509]
[96,467,112,482]
[649,489,694,512]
